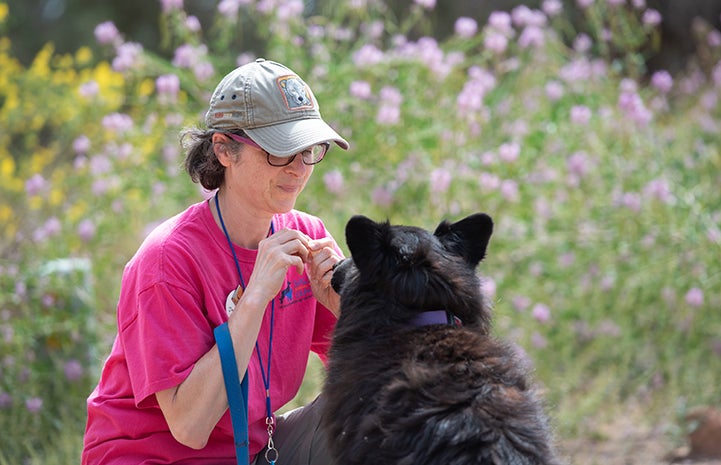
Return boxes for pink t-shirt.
[82,200,339,465]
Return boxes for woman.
[82,58,349,465]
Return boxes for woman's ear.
[211,133,234,167]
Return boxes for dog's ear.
[433,213,493,266]
[345,215,386,273]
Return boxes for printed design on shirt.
[277,76,314,111]
[277,276,314,309]
[280,281,293,304]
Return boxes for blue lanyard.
[214,193,277,465]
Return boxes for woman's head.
[183,58,348,190]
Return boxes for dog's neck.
[409,310,462,327]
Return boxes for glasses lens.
[266,143,329,167]
[301,143,328,165]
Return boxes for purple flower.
[26,397,43,413]
[73,135,91,154]
[25,173,47,196]
[414,0,436,9]
[349,80,372,100]
[371,186,394,207]
[185,15,201,32]
[376,104,400,125]
[542,0,563,16]
[642,8,662,27]
[101,112,134,133]
[94,21,120,45]
[112,42,143,72]
[160,0,183,12]
[429,168,452,193]
[577,0,594,8]
[685,288,704,307]
[518,26,545,48]
[361,20,384,40]
[79,80,100,98]
[379,86,403,106]
[708,30,721,47]
[558,252,575,268]
[498,142,520,163]
[218,0,242,16]
[643,178,672,203]
[484,31,509,54]
[64,359,84,382]
[353,44,384,67]
[531,331,547,349]
[323,170,345,194]
[44,217,62,237]
[618,83,653,125]
[156,74,181,100]
[651,70,673,93]
[532,303,551,323]
[487,11,513,36]
[573,33,593,53]
[455,17,478,38]
[511,6,546,28]
[78,219,97,242]
[567,151,590,178]
[172,43,207,69]
[0,392,11,409]
[481,277,497,298]
[570,105,592,125]
[617,191,642,212]
[512,295,531,312]
[500,179,519,202]
[545,80,564,100]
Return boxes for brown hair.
[180,128,243,190]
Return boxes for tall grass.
[1,0,719,462]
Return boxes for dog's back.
[322,214,561,465]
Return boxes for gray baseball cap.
[205,58,349,157]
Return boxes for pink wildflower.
[651,70,673,93]
[685,288,704,307]
[455,17,478,38]
[323,170,345,194]
[532,303,551,323]
[94,21,120,45]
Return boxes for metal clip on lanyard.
[215,322,250,465]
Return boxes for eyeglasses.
[225,133,329,167]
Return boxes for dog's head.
[331,213,493,331]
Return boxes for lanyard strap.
[214,322,249,465]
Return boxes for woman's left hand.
[306,238,342,317]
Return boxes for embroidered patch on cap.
[277,75,314,110]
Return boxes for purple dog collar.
[410,310,462,327]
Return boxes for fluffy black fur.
[321,214,561,465]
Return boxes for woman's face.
[225,141,315,217]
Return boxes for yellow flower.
[139,78,155,98]
[30,43,54,78]
[28,196,43,211]
[67,201,88,223]
[75,47,93,66]
[0,154,15,178]
[49,187,64,207]
[0,3,8,24]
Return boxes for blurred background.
[1,0,720,464]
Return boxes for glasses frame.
[224,132,329,167]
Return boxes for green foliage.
[1,0,720,462]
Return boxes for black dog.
[321,214,561,465]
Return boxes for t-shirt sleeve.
[121,281,214,407]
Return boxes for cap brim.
[245,118,349,157]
